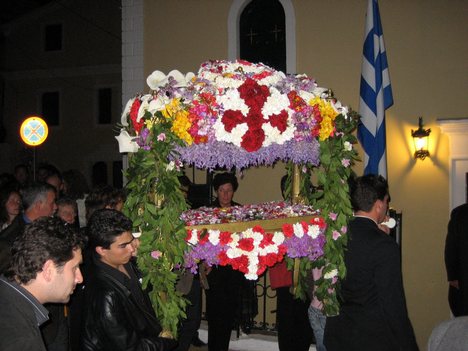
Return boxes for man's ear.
[95,246,106,257]
[41,259,55,282]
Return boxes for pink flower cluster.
[180,201,318,226]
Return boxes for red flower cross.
[221,78,289,152]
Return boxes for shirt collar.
[0,276,49,327]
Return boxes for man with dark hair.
[0,217,84,351]
[80,209,176,351]
[324,174,418,351]
[84,185,126,222]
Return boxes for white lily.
[120,98,133,126]
[148,95,169,113]
[313,86,328,97]
[136,94,152,123]
[115,129,139,153]
[167,70,195,87]
[147,70,169,90]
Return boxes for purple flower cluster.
[183,242,224,273]
[135,128,152,150]
[174,139,320,170]
[284,233,326,261]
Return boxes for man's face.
[57,204,76,224]
[38,191,57,217]
[216,183,234,208]
[14,168,28,184]
[49,249,83,303]
[97,231,135,269]
[377,194,390,223]
[46,175,63,193]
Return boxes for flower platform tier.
[182,201,327,280]
[118,59,360,335]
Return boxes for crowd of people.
[1,163,466,351]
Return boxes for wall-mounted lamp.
[411,117,431,160]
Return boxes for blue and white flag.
[358,0,393,177]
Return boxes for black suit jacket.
[324,216,418,351]
[445,203,468,316]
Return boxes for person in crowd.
[204,172,257,351]
[56,196,78,226]
[444,202,468,316]
[45,171,64,197]
[0,184,21,230]
[36,163,60,183]
[0,181,68,350]
[0,216,84,351]
[307,267,327,351]
[269,174,315,351]
[62,169,90,228]
[324,174,418,351]
[0,172,17,188]
[84,184,126,222]
[80,208,177,351]
[174,175,206,351]
[13,164,30,187]
[69,184,126,351]
[0,182,57,263]
[427,316,468,351]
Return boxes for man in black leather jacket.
[80,209,177,351]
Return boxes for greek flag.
[358,0,393,177]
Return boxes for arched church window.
[239,0,286,72]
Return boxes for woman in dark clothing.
[205,172,257,351]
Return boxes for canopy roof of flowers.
[117,59,359,337]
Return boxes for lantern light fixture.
[411,117,431,160]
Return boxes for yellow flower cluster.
[162,99,181,120]
[158,98,193,144]
[309,97,338,141]
[172,109,193,145]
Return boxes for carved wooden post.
[291,163,301,295]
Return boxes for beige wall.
[142,0,468,348]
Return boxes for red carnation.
[310,217,326,229]
[259,232,274,248]
[199,231,209,245]
[222,110,244,132]
[231,255,249,274]
[241,128,265,152]
[269,110,288,132]
[218,251,230,266]
[246,112,264,130]
[257,265,267,276]
[252,225,265,234]
[282,223,294,238]
[265,252,280,266]
[238,237,254,252]
[278,244,287,256]
[185,230,193,242]
[219,231,233,245]
[129,98,144,134]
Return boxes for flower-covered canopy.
[118,59,359,337]
[118,59,350,169]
